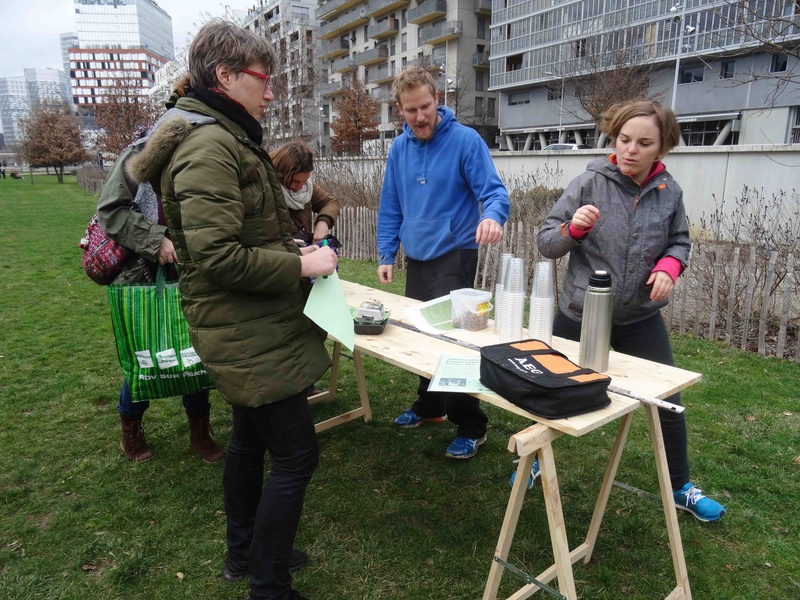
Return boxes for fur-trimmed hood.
[126,107,216,185]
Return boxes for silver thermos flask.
[578,270,613,373]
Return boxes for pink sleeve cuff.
[653,256,684,283]
[568,222,593,239]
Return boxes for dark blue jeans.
[223,391,319,600]
[553,310,690,490]
[405,249,488,439]
[116,380,210,417]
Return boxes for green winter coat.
[127,97,330,407]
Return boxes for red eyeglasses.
[241,68,271,89]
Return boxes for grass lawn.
[1,175,798,599]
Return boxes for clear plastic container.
[450,288,493,331]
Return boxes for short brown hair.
[600,101,680,156]
[269,141,315,188]
[188,19,277,89]
[391,66,437,105]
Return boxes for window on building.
[679,64,704,84]
[477,17,486,39]
[506,54,523,72]
[401,9,407,27]
[508,91,530,106]
[475,96,483,117]
[475,71,484,92]
[790,107,800,143]
[770,53,788,73]
[681,119,739,146]
[487,97,496,118]
[402,32,407,52]
[720,60,735,79]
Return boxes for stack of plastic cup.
[494,253,514,333]
[528,260,555,344]
[498,257,526,342]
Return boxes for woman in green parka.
[127,20,338,600]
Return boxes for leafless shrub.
[314,157,385,209]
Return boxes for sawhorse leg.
[314,343,373,433]
[645,403,692,599]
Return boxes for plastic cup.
[531,261,554,299]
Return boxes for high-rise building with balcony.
[316,0,498,149]
[490,0,800,150]
[241,0,325,149]
[63,0,174,109]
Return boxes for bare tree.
[566,39,663,128]
[18,102,90,183]
[93,78,160,156]
[260,18,327,149]
[330,79,380,155]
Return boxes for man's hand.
[647,270,674,301]
[571,205,600,231]
[476,218,503,245]
[312,221,330,244]
[157,237,178,265]
[377,264,393,284]
[300,246,338,278]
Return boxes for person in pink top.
[536,100,726,522]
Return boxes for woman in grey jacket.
[537,100,726,523]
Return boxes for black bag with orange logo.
[479,339,611,419]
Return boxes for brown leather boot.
[187,413,224,463]
[120,414,153,462]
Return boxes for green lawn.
[1,175,798,599]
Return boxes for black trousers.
[223,391,319,600]
[405,249,488,439]
[553,310,691,490]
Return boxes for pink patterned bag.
[79,214,131,285]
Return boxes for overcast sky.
[0,0,237,79]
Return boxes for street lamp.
[670,3,695,112]
[545,71,564,142]
[318,105,324,156]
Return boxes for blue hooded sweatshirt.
[377,106,509,264]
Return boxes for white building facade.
[0,69,71,149]
[490,0,800,150]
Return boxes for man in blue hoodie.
[377,66,510,459]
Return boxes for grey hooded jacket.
[537,156,691,326]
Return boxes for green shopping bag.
[107,267,214,401]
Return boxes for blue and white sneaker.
[445,435,487,459]
[673,482,727,522]
[393,409,446,428]
[509,458,541,490]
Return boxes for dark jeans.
[116,380,210,418]
[405,249,488,439]
[553,310,690,490]
[223,392,319,600]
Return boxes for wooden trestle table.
[308,279,700,600]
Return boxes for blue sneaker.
[445,435,487,459]
[509,458,541,490]
[673,482,727,522]
[393,409,446,428]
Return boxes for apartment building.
[315,0,499,149]
[64,0,174,109]
[490,0,800,150]
[241,0,325,148]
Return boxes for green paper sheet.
[303,271,355,352]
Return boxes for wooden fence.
[334,207,799,362]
